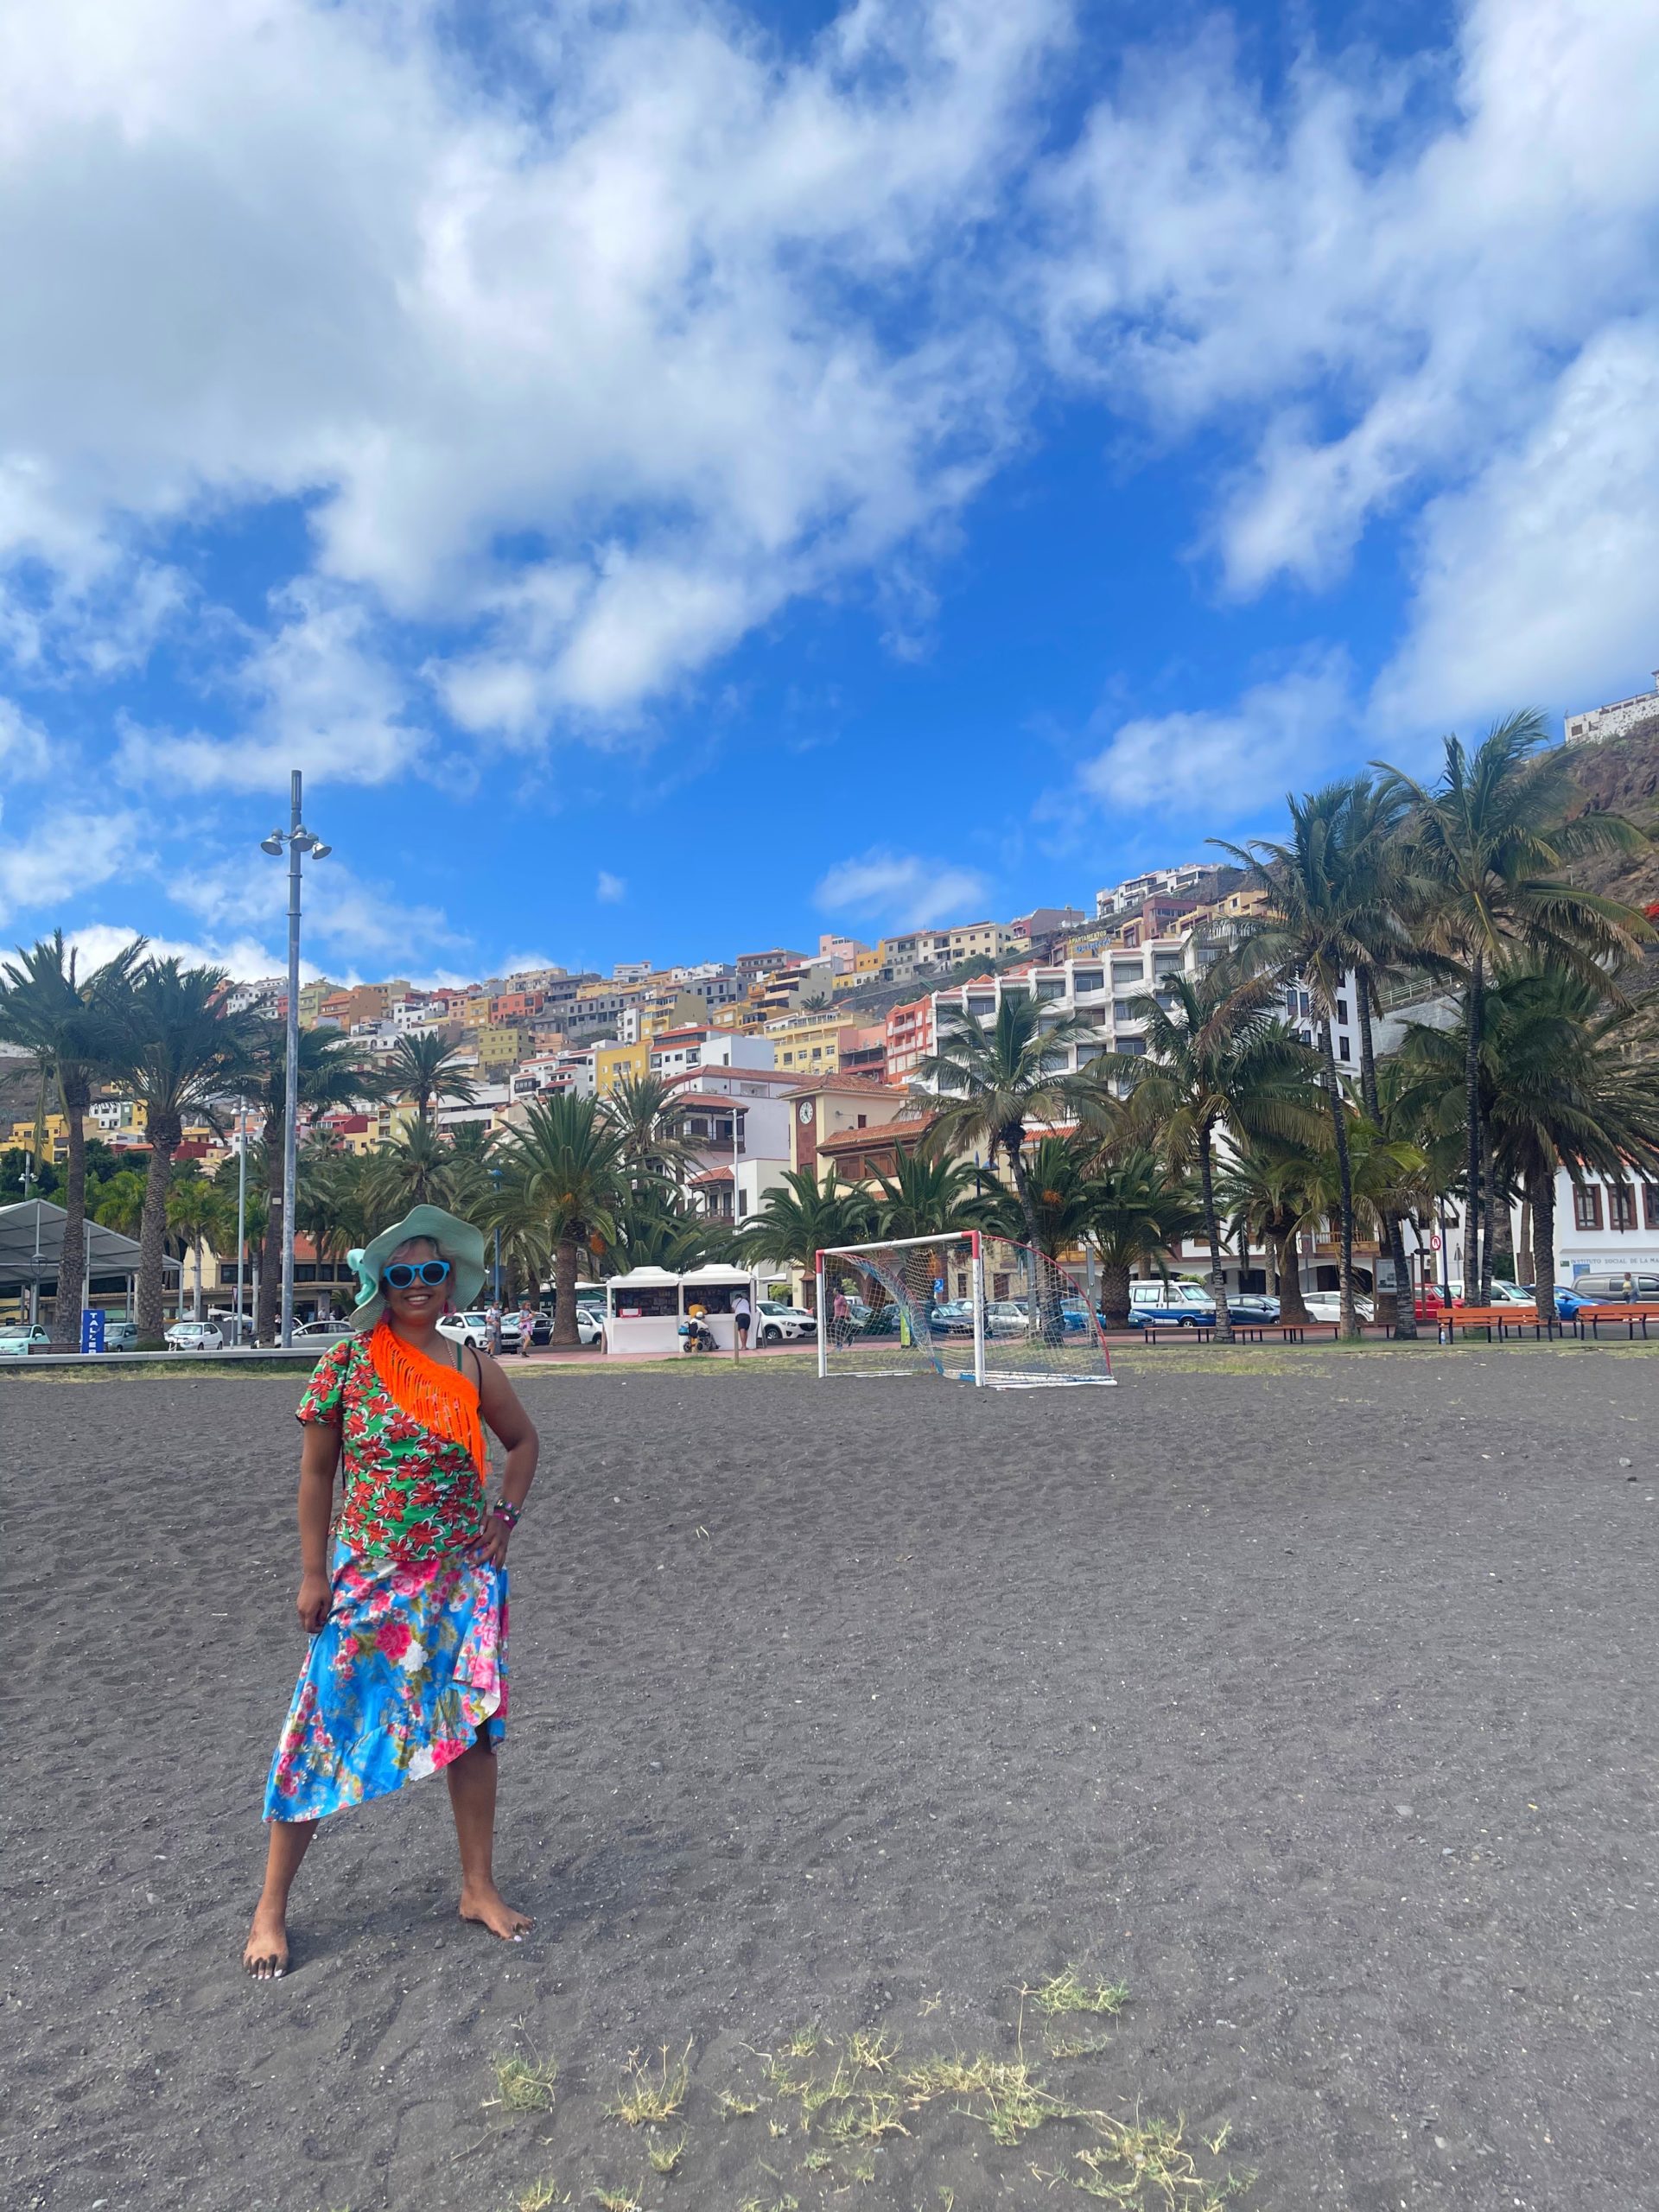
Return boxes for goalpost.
[814,1230,1116,1389]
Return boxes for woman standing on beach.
[244,1205,539,1980]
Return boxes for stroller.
[678,1312,718,1355]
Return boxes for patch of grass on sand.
[516,2181,571,2210]
[1047,2028,1118,2059]
[645,2133,685,2176]
[591,2190,646,2212]
[716,2088,760,2119]
[779,2022,823,2060]
[1027,1967,1130,2019]
[1072,2113,1257,2207]
[486,2052,559,2114]
[610,2041,693,2127]
[820,2089,909,2146]
[899,2052,1065,2146]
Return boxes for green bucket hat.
[346,1205,489,1332]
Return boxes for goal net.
[815,1233,1115,1388]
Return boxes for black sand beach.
[4,1346,1658,2210]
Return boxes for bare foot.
[243,1900,289,1979]
[459,1882,533,1942]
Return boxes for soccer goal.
[815,1231,1116,1388]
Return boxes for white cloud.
[0,0,1065,749]
[164,847,464,972]
[0,699,51,781]
[816,849,990,927]
[0,806,143,921]
[1077,657,1351,825]
[1375,316,1659,730]
[1043,0,1659,605]
[63,921,293,982]
[595,870,626,904]
[117,582,417,794]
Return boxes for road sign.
[80,1308,106,1354]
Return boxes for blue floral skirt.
[264,1540,507,1822]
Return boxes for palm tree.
[493,1096,627,1345]
[1400,967,1659,1324]
[917,995,1100,1261]
[1093,967,1324,1343]
[166,1172,233,1320]
[92,1167,149,1239]
[738,1166,875,1311]
[362,1120,486,1218]
[1216,780,1390,1337]
[106,960,258,1337]
[605,1190,723,1274]
[1375,711,1650,1305]
[1212,1142,1319,1326]
[868,1145,986,1243]
[600,1073,705,1189]
[0,931,144,1346]
[974,1134,1097,1261]
[1086,1147,1202,1328]
[248,1021,379,1343]
[382,1030,477,1129]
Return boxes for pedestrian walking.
[245,1206,539,1980]
[832,1286,851,1349]
[517,1297,537,1356]
[733,1287,751,1353]
[485,1300,503,1357]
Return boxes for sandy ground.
[3,1344,1658,2212]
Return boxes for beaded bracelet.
[491,1497,522,1529]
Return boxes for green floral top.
[297,1337,485,1562]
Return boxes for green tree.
[493,1096,627,1346]
[1096,967,1324,1343]
[600,1072,705,1188]
[868,1144,988,1243]
[92,1167,149,1240]
[106,960,259,1337]
[917,995,1099,1265]
[1085,1148,1202,1329]
[738,1166,875,1311]
[1217,781,1389,1337]
[248,1022,379,1343]
[0,931,143,1345]
[166,1171,234,1320]
[382,1031,477,1129]
[1376,711,1649,1305]
[1212,1142,1319,1326]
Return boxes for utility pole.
[261,772,331,1349]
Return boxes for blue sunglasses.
[382,1260,452,1290]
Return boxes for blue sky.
[1,0,1656,985]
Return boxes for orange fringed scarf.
[368,1319,486,1475]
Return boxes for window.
[1335,1000,1350,1024]
[1645,1185,1659,1230]
[1338,1035,1351,1060]
[1611,1182,1637,1231]
[1574,1185,1603,1230]
[855,1114,867,1128]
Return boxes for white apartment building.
[649,1028,776,1082]
[1094,864,1220,919]
[435,1082,511,1136]
[1564,671,1659,745]
[666,1065,796,1221]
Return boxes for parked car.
[437,1309,492,1350]
[755,1300,812,1344]
[930,1298,976,1336]
[102,1318,142,1351]
[1224,1292,1281,1324]
[296,1318,357,1342]
[165,1319,225,1351]
[983,1299,1032,1336]
[1298,1292,1375,1325]
[0,1321,52,1357]
[499,1307,553,1348]
[1562,1269,1659,1305]
[1127,1281,1216,1328]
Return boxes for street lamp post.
[233,1096,249,1348]
[261,770,331,1350]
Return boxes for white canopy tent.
[0,1198,178,1324]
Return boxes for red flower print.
[375,1618,412,1662]
[404,1519,438,1554]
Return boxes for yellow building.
[766,1013,853,1076]
[474,1023,528,1072]
[854,947,884,974]
[595,1039,651,1093]
[8,1110,69,1160]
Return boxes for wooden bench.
[1573,1301,1659,1340]
[1193,1319,1341,1344]
[1445,1304,1546,1341]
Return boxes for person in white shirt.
[733,1290,751,1351]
